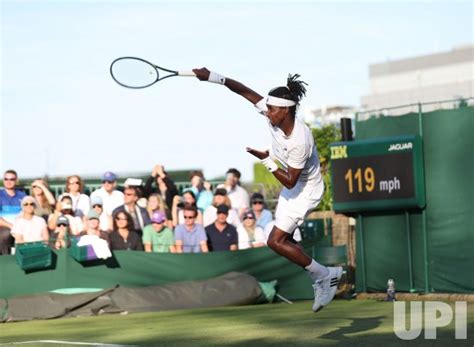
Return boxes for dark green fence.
[0,246,314,300]
[353,101,473,293]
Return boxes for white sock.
[305,259,329,281]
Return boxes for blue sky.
[1,0,472,181]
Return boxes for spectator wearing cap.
[221,168,249,216]
[174,205,208,253]
[109,210,144,251]
[90,171,124,218]
[146,193,172,229]
[10,196,49,244]
[236,209,266,250]
[51,214,70,249]
[250,192,273,230]
[90,195,112,232]
[143,164,179,211]
[142,210,175,253]
[64,175,90,217]
[112,186,151,237]
[29,178,56,221]
[0,170,26,255]
[48,195,84,235]
[203,188,240,227]
[78,210,110,246]
[205,204,238,252]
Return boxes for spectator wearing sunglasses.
[174,205,208,253]
[172,190,203,227]
[30,179,56,221]
[109,210,144,251]
[236,209,265,250]
[64,175,90,217]
[51,214,70,249]
[142,210,175,253]
[250,192,273,230]
[0,170,26,254]
[112,186,151,237]
[10,196,49,244]
[90,171,124,218]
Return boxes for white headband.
[265,95,297,107]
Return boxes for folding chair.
[301,218,332,247]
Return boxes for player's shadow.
[319,316,385,340]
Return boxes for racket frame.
[110,56,191,89]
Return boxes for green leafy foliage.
[312,125,341,211]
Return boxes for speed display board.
[329,135,425,212]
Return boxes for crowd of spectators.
[0,166,293,256]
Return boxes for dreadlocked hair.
[268,73,308,116]
[286,73,307,101]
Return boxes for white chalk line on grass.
[0,340,136,346]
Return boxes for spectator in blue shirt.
[187,170,213,212]
[174,205,208,253]
[250,192,273,230]
[0,170,26,255]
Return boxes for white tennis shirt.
[255,99,322,184]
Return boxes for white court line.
[0,340,136,346]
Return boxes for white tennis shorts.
[274,179,324,234]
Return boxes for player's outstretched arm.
[193,67,263,105]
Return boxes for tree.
[312,124,341,211]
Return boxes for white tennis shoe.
[312,266,343,312]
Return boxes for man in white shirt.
[193,68,342,312]
[223,168,249,216]
[90,171,124,217]
[11,196,49,244]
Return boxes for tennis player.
[193,68,342,311]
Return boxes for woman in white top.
[11,196,49,244]
[193,68,342,312]
[64,175,90,217]
[236,209,265,250]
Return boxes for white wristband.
[208,71,226,85]
[261,156,278,172]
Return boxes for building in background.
[361,44,474,114]
[303,105,355,129]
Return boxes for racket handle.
[178,70,196,77]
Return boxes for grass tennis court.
[1,299,472,346]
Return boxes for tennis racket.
[110,57,196,89]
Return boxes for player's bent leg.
[267,226,312,267]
